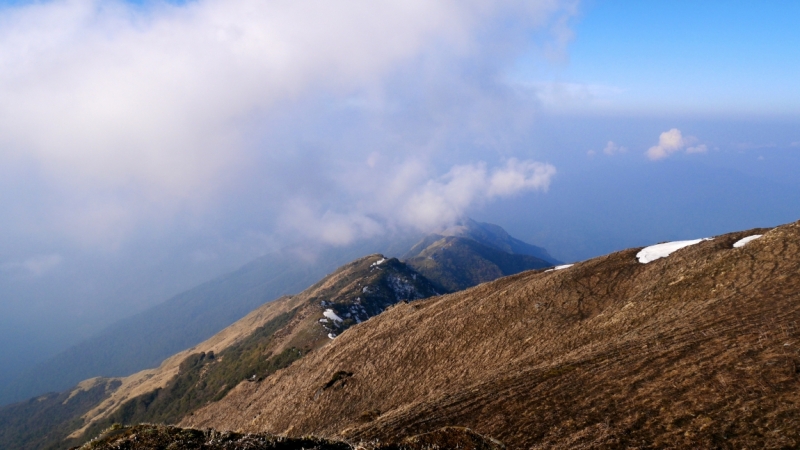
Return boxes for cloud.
[789,141,800,148]
[405,159,555,230]
[603,141,626,155]
[2,254,63,277]
[525,81,624,112]
[646,128,704,160]
[0,0,575,249]
[280,158,556,245]
[685,144,708,154]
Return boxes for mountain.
[403,217,560,263]
[68,254,439,445]
[2,220,552,407]
[404,236,552,292]
[0,254,441,450]
[178,221,800,448]
[0,221,558,449]
[0,236,420,406]
[0,378,120,450]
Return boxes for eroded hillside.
[182,221,800,448]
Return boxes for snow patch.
[637,238,711,264]
[733,235,762,248]
[323,309,343,322]
[371,258,386,267]
[319,318,329,323]
[387,273,417,300]
[328,333,336,340]
[545,264,573,273]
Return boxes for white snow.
[319,318,329,323]
[733,235,762,248]
[323,308,343,322]
[636,238,711,264]
[371,258,386,267]
[387,273,417,300]
[327,333,336,339]
[544,264,573,273]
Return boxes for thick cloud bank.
[0,0,573,253]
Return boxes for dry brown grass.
[182,221,800,449]
[72,254,427,441]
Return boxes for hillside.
[0,223,557,449]
[64,255,438,446]
[74,423,504,450]
[2,220,543,407]
[403,218,559,263]
[0,236,421,406]
[405,236,552,292]
[181,220,800,448]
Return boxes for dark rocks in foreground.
[74,424,504,450]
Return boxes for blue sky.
[0,0,798,397]
[514,1,800,115]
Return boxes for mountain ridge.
[180,221,800,448]
[1,222,559,449]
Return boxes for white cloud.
[2,254,63,276]
[646,128,704,160]
[0,0,575,248]
[789,141,800,148]
[280,205,384,246]
[526,81,624,112]
[280,158,556,245]
[603,141,626,155]
[686,144,708,154]
[399,159,555,231]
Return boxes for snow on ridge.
[387,273,417,300]
[371,258,386,267]
[545,264,574,273]
[636,238,712,264]
[733,235,762,248]
[323,308,343,322]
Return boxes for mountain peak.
[407,217,559,264]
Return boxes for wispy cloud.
[603,141,627,155]
[646,128,706,160]
[279,158,556,245]
[2,254,63,277]
[523,81,625,112]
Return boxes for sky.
[1,0,799,387]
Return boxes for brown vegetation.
[182,221,800,448]
[71,254,437,443]
[73,424,503,450]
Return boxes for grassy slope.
[68,255,440,448]
[183,221,800,448]
[405,236,552,292]
[0,378,119,450]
